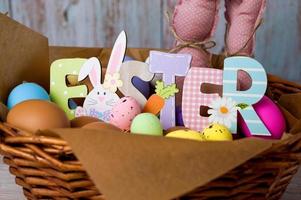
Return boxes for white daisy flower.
[208,96,237,128]
[103,73,123,92]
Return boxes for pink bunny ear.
[225,0,266,56]
[172,0,220,68]
[172,0,220,106]
[106,31,127,76]
[225,0,266,91]
[78,57,101,88]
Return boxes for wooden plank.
[161,0,177,49]
[0,156,25,200]
[7,0,301,81]
[162,0,301,82]
[10,0,162,48]
[255,0,301,83]
[0,0,9,14]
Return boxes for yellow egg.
[166,130,205,141]
[202,124,233,141]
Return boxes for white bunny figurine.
[75,31,127,122]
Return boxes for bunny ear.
[106,30,127,76]
[78,57,101,88]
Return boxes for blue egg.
[7,82,50,109]
[123,55,134,62]
[176,106,184,126]
[68,99,78,109]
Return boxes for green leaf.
[155,80,164,94]
[236,103,249,110]
[155,81,179,99]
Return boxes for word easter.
[50,50,270,137]
[150,51,269,136]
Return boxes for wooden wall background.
[0,0,300,200]
[0,0,300,82]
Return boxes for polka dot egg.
[109,96,141,131]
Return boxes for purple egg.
[238,96,286,139]
[123,55,134,62]
[176,106,184,126]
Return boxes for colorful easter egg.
[7,82,50,109]
[68,99,78,109]
[238,96,286,139]
[166,129,204,141]
[110,96,141,131]
[176,106,184,126]
[123,55,134,62]
[202,124,233,141]
[130,113,163,136]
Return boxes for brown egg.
[71,116,101,128]
[7,100,70,133]
[83,122,122,132]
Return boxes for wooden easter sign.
[50,42,273,137]
[147,51,271,137]
[149,51,191,130]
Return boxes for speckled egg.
[202,124,233,141]
[166,130,205,141]
[130,113,163,136]
[109,96,141,131]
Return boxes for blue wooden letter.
[223,56,270,136]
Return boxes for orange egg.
[7,100,70,133]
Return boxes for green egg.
[130,113,163,136]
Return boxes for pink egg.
[238,96,286,139]
[109,96,141,131]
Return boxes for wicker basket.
[1,57,301,199]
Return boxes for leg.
[172,0,220,67]
[172,0,220,105]
[225,0,266,90]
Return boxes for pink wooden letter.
[182,67,223,131]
